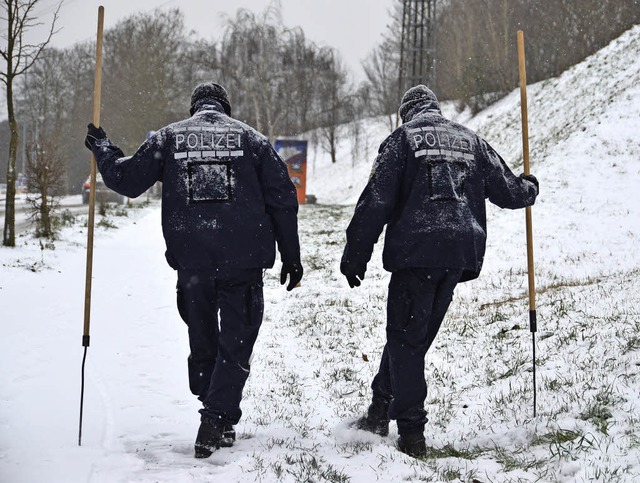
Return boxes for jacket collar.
[403,101,442,123]
[192,99,226,115]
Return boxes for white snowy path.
[0,208,187,482]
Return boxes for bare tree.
[191,3,351,141]
[362,38,401,132]
[216,6,289,141]
[11,41,96,197]
[102,8,187,153]
[433,0,640,110]
[0,0,60,246]
[317,53,351,163]
[25,136,65,238]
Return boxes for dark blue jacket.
[342,101,538,282]
[90,102,300,271]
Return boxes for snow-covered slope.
[1,25,639,483]
[307,24,640,209]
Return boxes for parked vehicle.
[81,173,127,205]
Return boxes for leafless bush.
[26,137,66,239]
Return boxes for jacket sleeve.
[481,139,538,209]
[258,141,301,264]
[91,131,165,199]
[342,132,405,269]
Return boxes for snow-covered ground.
[1,25,640,482]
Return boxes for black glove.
[280,262,303,291]
[520,173,539,191]
[85,123,107,151]
[340,261,366,289]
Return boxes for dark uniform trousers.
[371,267,462,434]
[176,268,264,426]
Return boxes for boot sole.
[218,436,234,448]
[352,417,389,437]
[194,444,215,458]
[194,436,234,457]
[397,438,427,458]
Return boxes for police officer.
[341,85,538,458]
[85,82,303,458]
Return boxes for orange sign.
[275,139,308,205]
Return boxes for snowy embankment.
[1,25,640,483]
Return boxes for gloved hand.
[340,261,366,288]
[520,173,539,192]
[85,123,107,151]
[280,261,303,291]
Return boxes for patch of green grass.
[284,454,350,483]
[488,310,508,324]
[580,403,613,434]
[532,428,582,446]
[579,386,624,435]
[493,445,548,471]
[338,440,373,455]
[623,335,640,354]
[422,443,485,460]
[438,466,461,481]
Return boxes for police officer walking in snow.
[341,85,539,458]
[85,82,303,458]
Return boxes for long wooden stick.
[79,5,104,447]
[517,30,538,417]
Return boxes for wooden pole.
[517,30,538,417]
[79,5,104,446]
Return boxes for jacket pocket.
[247,280,264,328]
[428,160,467,201]
[387,280,413,332]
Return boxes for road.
[0,195,125,235]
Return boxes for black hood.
[190,82,231,116]
[399,85,441,122]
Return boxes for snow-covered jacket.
[90,102,300,271]
[342,101,538,282]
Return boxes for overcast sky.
[28,0,392,81]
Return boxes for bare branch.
[2,0,62,247]
[2,0,61,78]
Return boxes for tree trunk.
[329,129,337,164]
[39,178,50,237]
[3,76,18,247]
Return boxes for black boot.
[352,399,390,436]
[222,425,236,446]
[397,430,427,458]
[194,421,234,458]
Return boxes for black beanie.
[398,85,440,122]
[190,82,231,116]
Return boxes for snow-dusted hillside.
[1,25,639,483]
[307,24,640,209]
